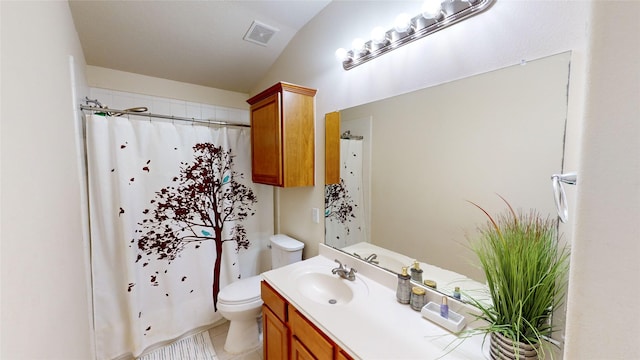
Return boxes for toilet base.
[223,317,262,354]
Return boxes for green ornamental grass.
[467,196,570,358]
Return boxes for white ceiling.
[68,0,331,93]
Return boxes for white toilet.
[217,234,304,354]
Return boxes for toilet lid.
[218,275,262,304]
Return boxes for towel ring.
[551,172,577,223]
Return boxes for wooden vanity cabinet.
[261,281,354,360]
[291,337,315,360]
[264,305,289,360]
[247,82,317,187]
[290,307,333,359]
[335,350,352,360]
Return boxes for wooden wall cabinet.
[247,82,317,187]
[261,281,353,360]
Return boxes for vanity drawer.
[289,307,333,360]
[291,337,315,360]
[262,281,288,323]
[336,349,353,360]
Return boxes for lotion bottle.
[453,286,461,300]
[410,286,426,311]
[440,296,449,319]
[396,267,411,304]
[410,261,423,282]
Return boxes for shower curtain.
[86,114,268,359]
[325,139,366,248]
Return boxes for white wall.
[1,1,93,359]
[88,87,250,125]
[87,66,250,110]
[254,0,589,263]
[256,0,639,358]
[563,2,640,358]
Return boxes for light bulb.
[394,13,412,33]
[352,38,366,52]
[422,0,442,19]
[371,26,387,45]
[335,48,349,62]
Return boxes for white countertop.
[262,244,489,360]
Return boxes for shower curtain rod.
[80,105,251,128]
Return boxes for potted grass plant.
[466,196,570,359]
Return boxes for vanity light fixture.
[335,0,495,70]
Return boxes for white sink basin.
[294,268,368,306]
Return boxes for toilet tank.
[270,234,304,269]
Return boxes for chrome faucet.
[331,259,357,281]
[364,253,379,264]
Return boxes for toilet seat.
[218,275,262,305]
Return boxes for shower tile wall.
[89,88,250,124]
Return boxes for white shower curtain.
[325,139,366,248]
[86,114,269,359]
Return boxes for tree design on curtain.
[134,143,257,311]
[325,179,356,234]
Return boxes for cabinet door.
[291,337,316,360]
[290,308,333,360]
[250,92,283,186]
[280,90,315,187]
[263,305,289,360]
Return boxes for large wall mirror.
[325,52,572,303]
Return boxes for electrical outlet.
[312,208,320,224]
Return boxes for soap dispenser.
[396,267,411,304]
[410,261,423,282]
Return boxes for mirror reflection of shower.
[326,118,372,249]
[325,133,365,248]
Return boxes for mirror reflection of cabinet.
[247,82,317,187]
[325,112,341,185]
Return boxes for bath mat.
[137,331,218,360]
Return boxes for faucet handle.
[346,267,357,280]
[334,259,344,269]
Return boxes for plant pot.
[489,332,540,360]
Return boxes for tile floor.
[208,321,263,360]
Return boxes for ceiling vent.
[243,20,279,46]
